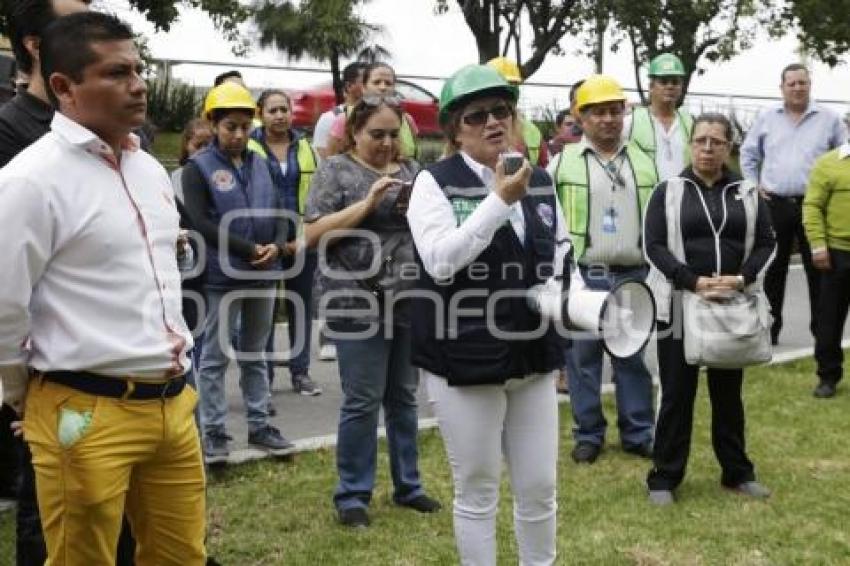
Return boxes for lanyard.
[590,152,627,191]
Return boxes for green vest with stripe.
[246,137,317,214]
[555,141,658,261]
[521,117,543,165]
[628,106,694,165]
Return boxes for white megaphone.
[527,276,656,359]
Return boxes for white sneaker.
[319,344,337,361]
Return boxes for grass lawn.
[2,355,849,565]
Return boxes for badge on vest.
[211,169,236,192]
[602,206,618,233]
[536,202,555,228]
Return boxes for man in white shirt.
[625,53,694,181]
[0,12,205,564]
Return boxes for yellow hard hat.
[486,56,522,84]
[203,82,256,119]
[574,74,626,111]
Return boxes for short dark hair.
[342,61,367,90]
[209,107,254,124]
[555,108,571,127]
[40,11,134,107]
[214,70,242,87]
[691,112,733,142]
[781,63,808,84]
[363,62,395,86]
[7,0,91,74]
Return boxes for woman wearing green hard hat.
[407,64,571,565]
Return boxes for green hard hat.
[649,53,685,77]
[439,64,518,125]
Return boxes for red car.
[289,79,441,136]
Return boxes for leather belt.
[40,370,186,400]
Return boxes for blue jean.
[566,266,654,448]
[198,287,274,434]
[266,250,317,381]
[332,323,425,510]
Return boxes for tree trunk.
[330,45,343,105]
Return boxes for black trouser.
[646,320,756,491]
[0,404,18,499]
[814,249,850,386]
[16,439,136,565]
[764,195,819,339]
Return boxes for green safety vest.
[400,116,418,161]
[247,137,317,214]
[521,117,542,165]
[554,142,658,261]
[627,106,694,166]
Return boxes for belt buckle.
[160,377,179,400]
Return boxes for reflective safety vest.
[627,106,694,165]
[246,137,317,214]
[400,116,418,161]
[554,142,658,261]
[521,117,543,165]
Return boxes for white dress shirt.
[407,151,571,281]
[0,113,192,387]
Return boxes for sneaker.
[570,442,601,464]
[397,494,442,514]
[648,490,675,506]
[813,381,837,399]
[338,506,370,528]
[292,373,322,396]
[248,425,295,455]
[319,344,337,361]
[204,430,232,465]
[623,441,654,459]
[726,481,771,499]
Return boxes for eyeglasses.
[367,128,400,141]
[655,77,683,87]
[360,94,402,108]
[461,104,514,126]
[691,136,730,150]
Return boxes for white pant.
[427,371,559,566]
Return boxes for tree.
[433,0,584,80]
[766,0,850,66]
[0,0,250,48]
[254,0,380,104]
[603,0,762,103]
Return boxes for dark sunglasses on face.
[655,77,683,87]
[461,104,514,126]
[367,128,400,141]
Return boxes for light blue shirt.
[740,103,846,196]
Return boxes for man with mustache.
[550,75,658,465]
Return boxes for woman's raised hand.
[365,176,404,209]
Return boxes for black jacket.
[0,90,53,167]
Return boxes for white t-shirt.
[312,105,344,156]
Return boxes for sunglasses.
[461,104,514,126]
[655,77,683,86]
[360,94,402,108]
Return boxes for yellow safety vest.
[554,142,658,261]
[521,117,542,165]
[627,106,694,165]
[400,116,418,161]
[247,137,317,214]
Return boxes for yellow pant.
[24,378,207,566]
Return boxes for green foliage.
[601,0,762,102]
[432,1,584,80]
[254,0,380,103]
[770,0,850,66]
[145,76,201,133]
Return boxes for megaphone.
[527,278,656,359]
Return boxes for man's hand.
[757,185,772,201]
[812,248,832,271]
[1,364,29,417]
[695,275,739,301]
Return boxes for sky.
[110,0,850,121]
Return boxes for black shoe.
[813,381,837,399]
[624,441,654,459]
[248,425,295,455]
[338,506,370,528]
[571,442,601,464]
[203,430,232,465]
[397,494,442,513]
